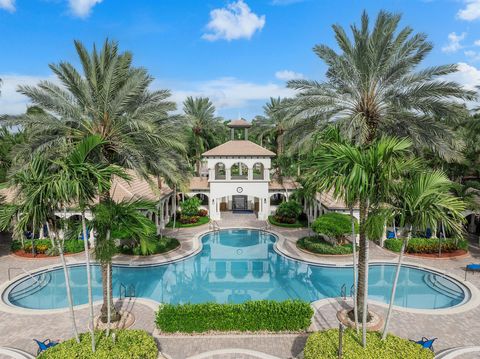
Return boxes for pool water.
[5,229,467,310]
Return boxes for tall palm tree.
[54,135,126,351]
[304,135,420,346]
[286,11,475,160]
[5,39,189,321]
[381,170,465,339]
[183,96,225,175]
[89,199,157,325]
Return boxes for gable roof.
[227,118,252,128]
[202,140,275,157]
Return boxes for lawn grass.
[166,216,210,228]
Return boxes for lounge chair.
[33,339,58,355]
[465,264,480,280]
[412,337,436,351]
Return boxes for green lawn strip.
[268,215,306,228]
[156,300,313,333]
[166,216,210,228]
[297,236,355,255]
[39,330,157,359]
[304,329,434,359]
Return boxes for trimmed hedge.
[117,236,180,256]
[311,212,358,243]
[275,201,302,223]
[304,329,434,359]
[268,215,305,228]
[156,300,313,333]
[11,239,84,254]
[39,330,158,359]
[166,215,210,228]
[297,236,356,255]
[384,237,468,254]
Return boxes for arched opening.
[270,193,286,205]
[231,162,248,180]
[214,163,226,180]
[466,213,480,235]
[194,193,209,205]
[252,162,264,180]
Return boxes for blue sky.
[0,0,479,118]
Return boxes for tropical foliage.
[312,212,358,245]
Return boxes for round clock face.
[236,187,243,193]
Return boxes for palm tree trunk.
[350,208,359,333]
[381,225,412,340]
[81,212,95,352]
[100,229,119,325]
[356,201,369,347]
[57,238,80,342]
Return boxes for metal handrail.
[340,284,346,300]
[8,267,41,285]
[350,284,355,297]
[119,283,126,299]
[210,220,221,232]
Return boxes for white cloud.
[275,70,304,81]
[202,0,265,41]
[474,39,480,46]
[444,62,480,108]
[0,0,15,12]
[442,32,467,53]
[0,74,59,115]
[465,50,480,61]
[457,0,480,21]
[68,0,102,18]
[156,77,294,112]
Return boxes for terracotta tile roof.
[227,118,252,128]
[202,140,275,157]
[189,177,210,190]
[317,190,359,210]
[268,177,299,191]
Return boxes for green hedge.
[268,215,305,228]
[166,216,210,228]
[156,300,313,333]
[384,237,468,254]
[311,212,358,240]
[297,236,356,255]
[39,330,158,359]
[118,236,180,256]
[304,329,434,359]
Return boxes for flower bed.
[166,215,210,228]
[155,300,313,333]
[297,236,356,255]
[304,329,434,359]
[11,239,84,257]
[384,237,468,254]
[39,330,158,359]
[117,236,180,255]
[268,215,305,228]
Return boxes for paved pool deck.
[0,213,479,358]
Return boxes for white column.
[226,168,231,181]
[248,167,253,181]
[209,168,214,180]
[264,169,270,181]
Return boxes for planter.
[336,309,384,331]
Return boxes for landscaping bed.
[117,236,180,255]
[384,237,468,257]
[304,328,434,359]
[156,300,313,333]
[39,330,158,359]
[297,236,356,255]
[268,215,305,228]
[11,239,84,258]
[166,215,210,228]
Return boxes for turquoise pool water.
[5,229,467,310]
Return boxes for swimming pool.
[4,229,469,310]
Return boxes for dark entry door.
[232,195,247,211]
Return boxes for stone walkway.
[0,215,480,358]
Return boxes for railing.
[340,284,347,300]
[8,267,41,284]
[262,221,271,231]
[209,220,221,232]
[119,283,136,299]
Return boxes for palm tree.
[286,11,475,160]
[5,39,189,321]
[89,199,157,326]
[304,135,420,346]
[183,96,225,175]
[381,170,465,339]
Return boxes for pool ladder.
[209,220,221,232]
[340,284,355,300]
[119,283,136,299]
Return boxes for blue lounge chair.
[413,337,436,351]
[33,339,58,355]
[386,231,396,239]
[465,264,480,280]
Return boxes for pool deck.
[0,213,480,358]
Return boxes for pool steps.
[8,273,51,302]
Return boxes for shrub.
[179,215,199,224]
[268,215,305,228]
[312,213,357,245]
[118,236,180,256]
[297,236,355,255]
[39,330,157,359]
[64,239,84,253]
[304,329,434,359]
[11,239,84,255]
[156,300,313,333]
[180,197,201,217]
[385,237,468,254]
[198,208,208,217]
[275,201,302,221]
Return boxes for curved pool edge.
[1,226,479,316]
